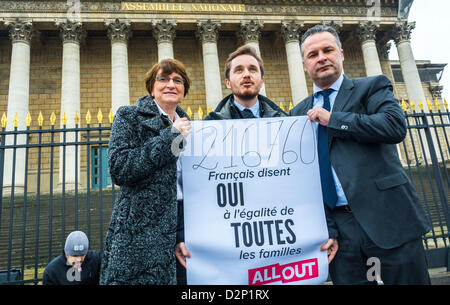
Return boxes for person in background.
[43,230,101,285]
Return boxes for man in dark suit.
[290,24,431,285]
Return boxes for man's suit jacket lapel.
[302,95,314,114]
[332,75,354,113]
[304,75,354,113]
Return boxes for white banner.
[181,116,329,285]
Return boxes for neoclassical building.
[0,0,446,191]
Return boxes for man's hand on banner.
[175,242,191,268]
[307,106,331,126]
[320,238,338,263]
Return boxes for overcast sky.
[389,0,450,100]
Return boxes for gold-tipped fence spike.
[410,99,415,111]
[74,112,80,125]
[288,102,294,111]
[26,112,32,127]
[418,99,424,111]
[97,109,103,125]
[1,113,7,129]
[109,109,114,124]
[86,110,92,125]
[198,106,204,120]
[280,103,286,112]
[426,99,432,111]
[62,112,67,125]
[444,98,448,110]
[13,113,19,128]
[38,112,44,127]
[435,98,441,111]
[50,112,56,126]
[207,105,212,114]
[186,106,192,119]
[401,99,407,112]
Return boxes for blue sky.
[389,0,450,100]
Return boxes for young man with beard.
[204,45,287,120]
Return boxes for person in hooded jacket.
[43,231,101,285]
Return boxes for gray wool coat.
[100,96,188,285]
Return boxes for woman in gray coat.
[100,59,191,284]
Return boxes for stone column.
[393,21,434,163]
[197,20,223,110]
[152,19,177,61]
[377,38,405,163]
[56,19,85,189]
[3,19,33,191]
[281,20,308,105]
[377,39,400,98]
[106,19,132,114]
[393,21,427,110]
[357,21,383,77]
[240,20,266,96]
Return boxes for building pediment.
[0,0,399,18]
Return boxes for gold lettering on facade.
[121,2,246,12]
[191,4,199,11]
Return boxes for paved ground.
[322,266,450,285]
[429,267,450,285]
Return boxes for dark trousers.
[176,199,187,285]
[329,209,431,285]
[176,260,187,285]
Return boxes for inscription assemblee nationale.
[121,2,246,12]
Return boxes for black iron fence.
[0,112,115,284]
[399,100,450,269]
[0,103,449,284]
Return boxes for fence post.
[421,113,450,234]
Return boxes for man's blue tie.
[241,108,256,119]
[317,89,338,210]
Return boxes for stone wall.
[2,25,446,192]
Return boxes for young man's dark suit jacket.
[289,74,431,250]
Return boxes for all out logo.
[248,258,318,285]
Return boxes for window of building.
[91,146,111,189]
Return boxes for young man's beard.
[234,92,258,101]
[233,86,260,101]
